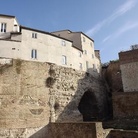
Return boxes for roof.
[52,30,94,42]
[21,26,83,52]
[0,14,19,25]
[73,31,94,42]
[0,14,15,18]
[21,26,73,43]
[51,29,72,33]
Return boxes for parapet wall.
[119,49,138,64]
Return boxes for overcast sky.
[1,0,138,63]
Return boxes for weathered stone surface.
[112,92,138,119]
[0,59,108,137]
[48,122,103,138]
[107,130,138,138]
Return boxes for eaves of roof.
[73,31,94,42]
[20,26,73,43]
[0,14,15,18]
[51,29,72,33]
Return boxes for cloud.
[114,21,138,38]
[102,21,138,43]
[102,35,111,43]
[85,0,137,36]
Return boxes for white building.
[0,14,101,74]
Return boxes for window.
[83,50,87,55]
[90,42,92,47]
[79,63,82,70]
[93,64,96,69]
[83,37,85,42]
[92,54,94,58]
[32,33,37,38]
[79,52,82,57]
[1,23,6,32]
[31,49,37,59]
[62,55,67,65]
[62,40,66,46]
[86,61,89,70]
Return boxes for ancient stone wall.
[112,92,138,119]
[103,61,123,92]
[119,49,138,64]
[107,130,138,138]
[0,59,108,137]
[120,62,138,92]
[119,49,138,92]
[47,122,103,138]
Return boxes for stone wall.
[47,122,103,138]
[107,130,138,138]
[112,92,138,119]
[103,61,123,92]
[120,62,138,92]
[119,49,138,92]
[119,49,138,64]
[0,59,108,137]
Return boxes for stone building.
[0,14,101,75]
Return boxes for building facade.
[0,14,101,74]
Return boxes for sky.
[0,0,138,63]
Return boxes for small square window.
[86,61,89,70]
[90,42,92,47]
[92,54,94,58]
[93,64,96,69]
[62,40,66,46]
[79,52,82,57]
[83,50,87,55]
[62,55,67,65]
[32,33,37,38]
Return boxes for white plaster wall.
[81,34,100,73]
[0,40,21,59]
[21,29,83,71]
[0,17,14,33]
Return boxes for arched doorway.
[78,89,99,121]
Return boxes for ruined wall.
[119,49,138,92]
[0,59,107,137]
[103,61,123,92]
[120,62,138,92]
[47,122,103,138]
[112,92,138,119]
[0,59,50,129]
[107,130,138,138]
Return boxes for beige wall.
[0,16,19,33]
[81,34,101,73]
[0,16,100,74]
[0,40,21,59]
[52,31,101,74]
[21,29,83,71]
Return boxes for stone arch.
[78,89,99,121]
